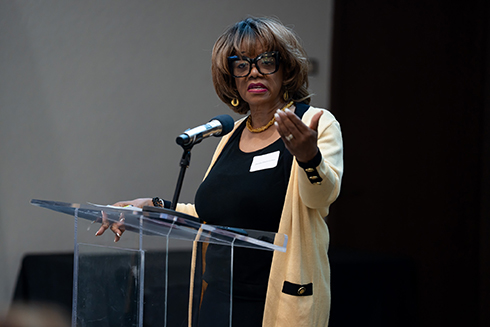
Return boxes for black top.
[194,120,288,299]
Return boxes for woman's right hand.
[95,198,153,242]
[111,197,153,209]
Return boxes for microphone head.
[210,114,234,136]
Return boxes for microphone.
[176,114,234,147]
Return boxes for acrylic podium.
[31,199,287,327]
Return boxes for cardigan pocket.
[282,281,313,296]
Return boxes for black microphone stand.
[170,140,198,211]
[170,114,233,210]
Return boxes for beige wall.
[0,0,333,310]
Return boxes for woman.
[97,17,343,327]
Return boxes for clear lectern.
[31,199,287,327]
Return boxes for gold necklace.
[246,101,294,133]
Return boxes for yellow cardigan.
[177,106,343,326]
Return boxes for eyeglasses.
[228,51,280,78]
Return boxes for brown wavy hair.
[212,17,311,114]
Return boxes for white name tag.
[250,151,280,172]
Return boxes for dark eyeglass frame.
[227,51,280,78]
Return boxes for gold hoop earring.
[283,90,289,101]
[231,98,239,107]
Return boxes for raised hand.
[274,108,322,163]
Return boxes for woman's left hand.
[274,108,323,163]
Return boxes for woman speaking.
[97,16,343,327]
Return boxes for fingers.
[95,225,107,237]
[274,110,296,143]
[274,108,303,137]
[95,211,126,243]
[111,214,126,243]
[309,111,323,132]
[112,198,152,209]
[112,201,130,207]
[95,211,110,236]
[274,108,320,163]
[111,224,124,242]
[275,108,315,145]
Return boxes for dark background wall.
[329,1,489,327]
